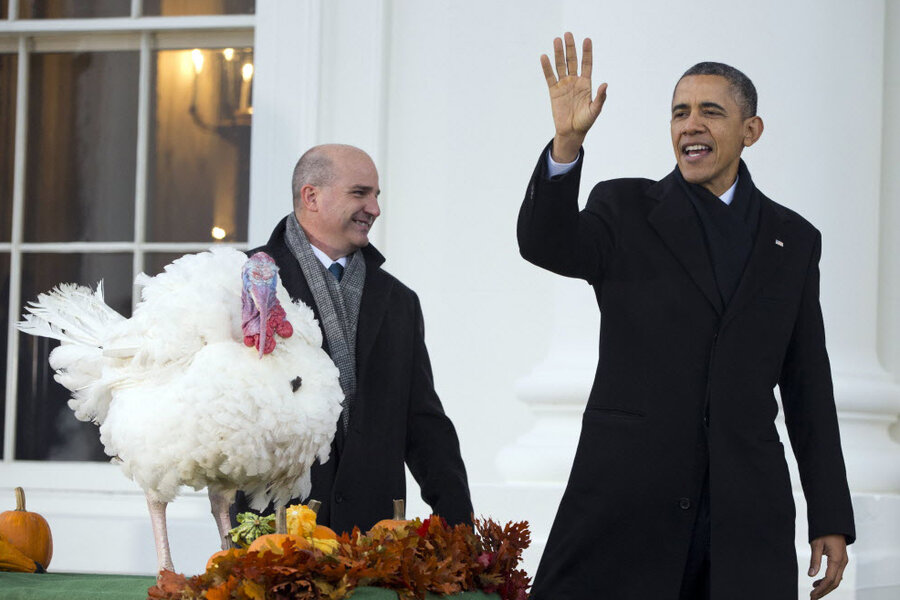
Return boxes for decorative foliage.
[148,516,530,600]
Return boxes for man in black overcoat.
[518,33,855,599]
[232,144,472,535]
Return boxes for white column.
[496,277,596,483]
[880,1,900,427]
[810,0,900,495]
[246,0,322,246]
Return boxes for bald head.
[292,144,373,210]
[292,144,381,260]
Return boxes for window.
[0,0,254,464]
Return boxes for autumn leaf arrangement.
[149,505,531,600]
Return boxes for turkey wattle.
[17,248,343,573]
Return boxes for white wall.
[372,0,892,481]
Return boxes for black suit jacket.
[518,146,854,600]
[233,217,472,535]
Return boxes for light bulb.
[191,49,204,74]
[241,62,254,82]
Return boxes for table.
[0,572,500,599]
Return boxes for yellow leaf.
[240,579,267,600]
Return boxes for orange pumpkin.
[247,533,310,555]
[205,547,246,571]
[0,488,52,569]
[312,524,337,540]
[370,499,410,533]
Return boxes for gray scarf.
[284,214,365,432]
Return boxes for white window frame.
[0,2,265,493]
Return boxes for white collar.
[719,176,739,206]
[309,244,348,270]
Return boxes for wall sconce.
[189,47,253,135]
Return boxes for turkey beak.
[250,283,274,358]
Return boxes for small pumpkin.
[0,487,52,569]
[205,547,247,571]
[312,524,337,540]
[370,499,411,534]
[247,533,310,556]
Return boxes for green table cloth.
[0,572,500,599]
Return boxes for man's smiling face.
[301,147,381,260]
[670,74,762,196]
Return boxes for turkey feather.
[17,247,343,513]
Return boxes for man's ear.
[743,116,764,148]
[300,184,319,212]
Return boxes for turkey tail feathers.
[17,282,125,347]
[17,281,129,425]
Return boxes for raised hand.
[540,32,608,162]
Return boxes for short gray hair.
[291,146,336,205]
[679,62,757,119]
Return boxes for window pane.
[25,51,138,242]
[146,48,250,243]
[16,252,132,461]
[1,1,8,18]
[0,253,9,458]
[0,54,15,243]
[18,0,130,18]
[143,0,254,16]
[144,251,187,277]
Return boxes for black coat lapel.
[721,195,788,326]
[345,245,393,435]
[355,245,393,380]
[647,171,724,315]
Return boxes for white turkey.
[16,248,344,573]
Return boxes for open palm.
[541,33,607,161]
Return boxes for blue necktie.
[328,262,344,282]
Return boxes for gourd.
[0,536,40,573]
[229,512,275,547]
[0,487,53,569]
[370,499,410,533]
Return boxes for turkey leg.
[208,488,235,550]
[145,495,174,573]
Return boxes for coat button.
[679,498,691,510]
[335,494,344,504]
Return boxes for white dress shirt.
[309,244,348,270]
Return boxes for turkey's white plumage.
[18,246,343,516]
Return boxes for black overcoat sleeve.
[517,142,616,285]
[779,231,856,544]
[404,293,473,526]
